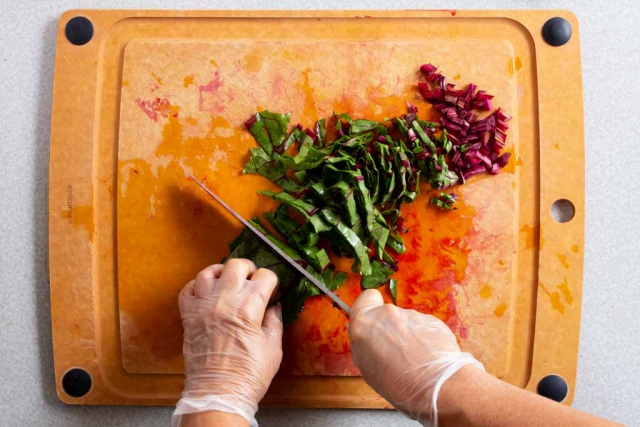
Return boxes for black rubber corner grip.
[65,16,94,46]
[62,368,92,398]
[542,17,572,47]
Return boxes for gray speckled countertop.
[1,0,639,425]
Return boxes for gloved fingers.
[180,280,196,298]
[178,280,197,318]
[234,268,278,325]
[262,303,284,345]
[194,264,224,297]
[247,267,279,304]
[216,258,257,294]
[351,289,384,318]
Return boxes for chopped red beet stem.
[244,115,257,128]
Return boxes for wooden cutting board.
[48,9,584,408]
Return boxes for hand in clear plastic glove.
[349,289,484,427]
[172,259,283,427]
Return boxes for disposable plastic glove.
[349,289,484,427]
[172,259,283,427]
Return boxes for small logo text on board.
[66,185,73,224]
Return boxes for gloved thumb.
[351,289,384,318]
[262,303,284,345]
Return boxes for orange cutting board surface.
[117,40,516,377]
[48,10,585,408]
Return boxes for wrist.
[173,394,258,427]
[436,365,489,426]
[182,378,261,410]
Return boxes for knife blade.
[189,174,351,316]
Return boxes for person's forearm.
[438,366,622,427]
[181,411,249,427]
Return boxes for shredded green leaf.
[320,208,372,276]
[362,260,395,289]
[258,191,331,233]
[389,279,398,303]
[430,192,458,210]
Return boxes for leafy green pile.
[218,61,515,325]
[225,104,467,324]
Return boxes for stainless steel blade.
[189,174,351,316]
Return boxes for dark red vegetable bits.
[305,127,318,141]
[244,115,257,129]
[418,63,512,178]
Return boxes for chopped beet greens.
[389,279,398,304]
[224,64,510,325]
[430,192,458,210]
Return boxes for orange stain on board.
[453,74,461,80]
[185,117,198,126]
[332,93,360,118]
[515,156,524,166]
[297,69,318,123]
[557,278,574,305]
[116,107,281,366]
[549,292,565,313]
[117,158,227,363]
[208,115,233,132]
[493,303,507,318]
[519,224,538,250]
[538,282,565,314]
[183,75,195,88]
[331,82,418,124]
[509,58,522,77]
[571,245,580,253]
[555,143,560,150]
[393,189,476,337]
[210,59,218,67]
[243,47,264,72]
[157,107,183,154]
[61,204,94,240]
[155,110,243,167]
[280,49,302,63]
[151,72,164,85]
[283,286,357,375]
[364,84,420,120]
[556,253,570,269]
[122,80,129,86]
[479,285,493,299]
[498,259,506,266]
[303,324,323,341]
[499,147,516,175]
